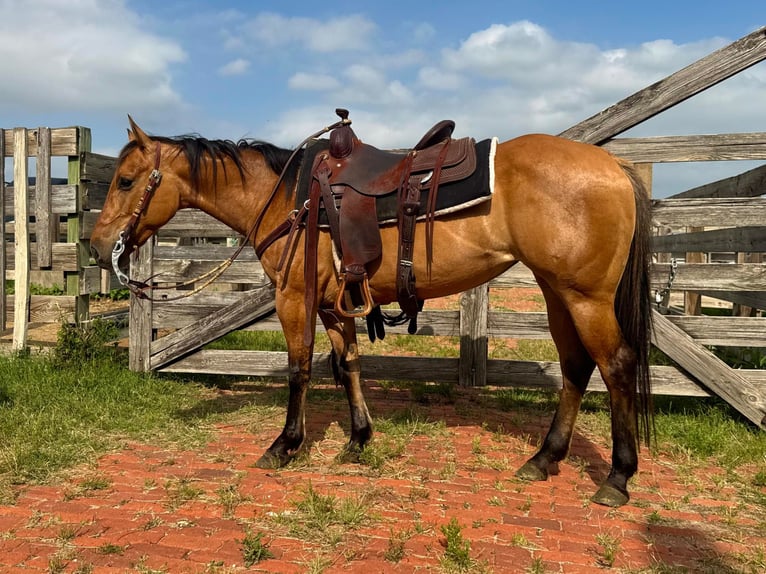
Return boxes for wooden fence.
[0,126,103,350]
[8,28,765,429]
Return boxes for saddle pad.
[295,137,496,225]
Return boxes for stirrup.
[335,272,374,318]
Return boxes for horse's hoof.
[336,444,363,464]
[591,483,629,507]
[516,461,548,482]
[254,451,290,470]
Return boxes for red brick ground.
[1,382,764,573]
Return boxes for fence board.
[35,127,55,268]
[2,127,80,157]
[651,312,766,429]
[651,262,766,291]
[559,26,766,144]
[12,129,30,351]
[672,163,766,199]
[652,198,766,227]
[0,128,5,330]
[603,133,766,163]
[652,226,766,253]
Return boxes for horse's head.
[90,116,188,276]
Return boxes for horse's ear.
[127,115,151,150]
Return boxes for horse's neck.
[183,155,293,252]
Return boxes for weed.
[53,318,122,367]
[753,470,766,488]
[164,477,204,510]
[271,482,376,547]
[439,517,476,573]
[384,528,411,563]
[216,483,249,518]
[595,532,621,567]
[241,530,274,567]
[97,542,125,555]
[526,555,547,574]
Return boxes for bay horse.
[90,116,653,507]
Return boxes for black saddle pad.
[295,138,495,225]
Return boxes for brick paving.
[1,383,764,573]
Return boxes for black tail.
[615,161,654,446]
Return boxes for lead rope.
[114,117,351,302]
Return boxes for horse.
[90,115,653,507]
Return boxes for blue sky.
[1,1,764,196]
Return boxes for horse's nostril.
[90,245,100,263]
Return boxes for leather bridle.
[110,142,163,290]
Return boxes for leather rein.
[110,119,350,302]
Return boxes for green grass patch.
[0,323,214,492]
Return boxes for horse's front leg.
[255,290,316,469]
[318,308,373,461]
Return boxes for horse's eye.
[117,177,134,191]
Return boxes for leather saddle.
[308,108,477,325]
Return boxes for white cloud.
[288,72,341,91]
[219,58,250,76]
[0,0,186,113]
[240,12,376,53]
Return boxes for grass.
[269,481,378,546]
[0,325,213,495]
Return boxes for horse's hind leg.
[318,308,373,461]
[557,292,639,507]
[517,280,596,482]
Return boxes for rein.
[111,118,351,302]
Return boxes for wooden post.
[129,239,154,371]
[35,127,55,269]
[0,128,6,331]
[66,127,91,323]
[684,226,704,315]
[12,128,30,352]
[459,283,489,386]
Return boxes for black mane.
[118,134,302,192]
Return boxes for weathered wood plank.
[651,262,766,291]
[35,127,55,268]
[3,184,77,215]
[603,133,766,163]
[651,311,766,429]
[79,151,117,184]
[459,284,489,386]
[652,198,766,228]
[2,127,81,157]
[3,242,78,271]
[697,291,766,312]
[149,285,276,370]
[6,294,77,323]
[559,27,766,144]
[12,129,30,351]
[671,163,766,199]
[652,226,766,253]
[157,350,762,399]
[0,128,6,330]
[129,241,153,371]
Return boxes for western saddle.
[298,109,477,343]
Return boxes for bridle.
[110,117,350,302]
[110,142,162,290]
